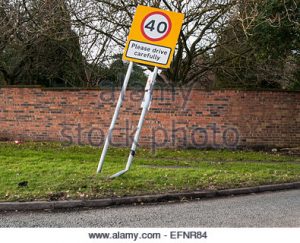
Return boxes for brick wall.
[0,87,299,149]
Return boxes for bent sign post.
[97,5,184,178]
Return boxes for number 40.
[145,20,168,34]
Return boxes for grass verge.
[0,142,299,202]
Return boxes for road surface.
[0,190,299,227]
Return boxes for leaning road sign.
[97,5,184,178]
[123,5,184,68]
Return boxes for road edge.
[1,182,300,211]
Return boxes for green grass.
[0,142,299,202]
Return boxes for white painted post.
[110,67,159,178]
[97,61,134,173]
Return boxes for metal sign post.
[110,67,159,178]
[97,61,133,173]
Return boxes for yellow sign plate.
[123,5,184,69]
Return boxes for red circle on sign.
[141,11,172,42]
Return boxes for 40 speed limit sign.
[97,5,184,178]
[123,5,184,68]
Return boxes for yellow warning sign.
[123,5,184,69]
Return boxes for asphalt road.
[0,190,299,227]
